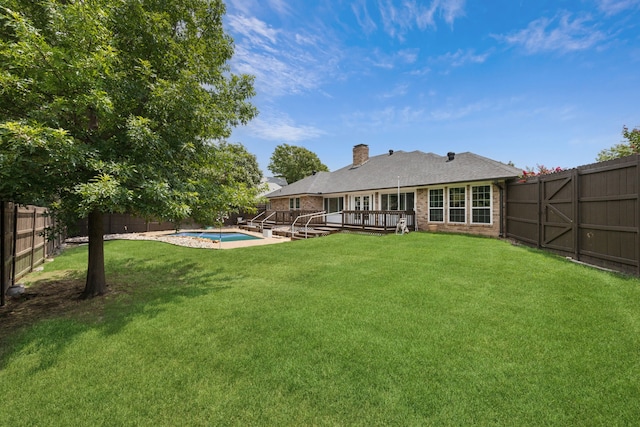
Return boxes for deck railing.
[265,210,326,225]
[342,210,415,231]
[291,211,326,235]
[262,210,415,232]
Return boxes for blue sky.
[224,0,640,175]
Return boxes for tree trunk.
[82,210,106,298]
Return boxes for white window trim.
[471,184,493,225]
[380,191,416,211]
[289,197,300,210]
[350,193,374,210]
[323,196,344,214]
[428,188,445,223]
[448,186,467,224]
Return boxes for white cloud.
[226,0,292,17]
[408,67,431,76]
[376,0,466,40]
[225,0,256,16]
[596,0,640,15]
[439,0,466,26]
[398,48,420,64]
[352,1,378,34]
[368,48,420,69]
[266,0,292,16]
[227,14,343,97]
[437,48,489,67]
[226,15,279,47]
[495,12,606,54]
[247,113,325,142]
[233,46,321,96]
[379,84,409,99]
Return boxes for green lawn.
[1,232,639,426]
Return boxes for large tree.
[268,144,329,184]
[597,126,640,161]
[0,0,258,297]
[189,141,265,226]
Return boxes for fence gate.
[506,155,640,275]
[540,172,576,256]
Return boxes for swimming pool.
[173,232,262,242]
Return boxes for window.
[472,185,491,224]
[404,193,415,211]
[324,197,344,213]
[429,189,444,222]
[449,187,466,223]
[382,194,396,210]
[289,197,300,210]
[381,192,415,210]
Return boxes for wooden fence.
[506,155,640,275]
[73,213,182,236]
[1,203,63,306]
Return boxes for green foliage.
[189,141,265,226]
[597,125,640,161]
[2,234,640,425]
[0,0,257,221]
[0,122,84,205]
[268,143,329,183]
[0,0,258,294]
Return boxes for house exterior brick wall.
[269,182,505,238]
[269,198,289,211]
[269,196,323,212]
[301,196,323,211]
[415,182,502,237]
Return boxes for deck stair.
[238,220,276,233]
[290,226,342,241]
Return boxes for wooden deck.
[239,210,415,240]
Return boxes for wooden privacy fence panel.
[14,206,49,280]
[1,203,62,306]
[506,155,640,275]
[73,213,205,237]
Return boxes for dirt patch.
[0,271,113,342]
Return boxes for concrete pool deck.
[66,227,292,250]
[140,227,291,249]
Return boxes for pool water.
[173,232,262,242]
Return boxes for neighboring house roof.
[259,177,288,197]
[265,150,521,198]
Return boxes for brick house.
[264,144,521,237]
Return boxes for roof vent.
[389,149,394,155]
[447,152,455,161]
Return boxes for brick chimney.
[353,144,369,167]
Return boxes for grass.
[1,232,640,426]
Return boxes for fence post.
[573,169,580,261]
[637,155,640,277]
[537,179,542,248]
[11,204,17,287]
[30,207,37,272]
[1,201,5,307]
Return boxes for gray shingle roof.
[266,150,521,198]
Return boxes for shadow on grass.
[0,254,237,372]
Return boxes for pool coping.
[140,227,291,249]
